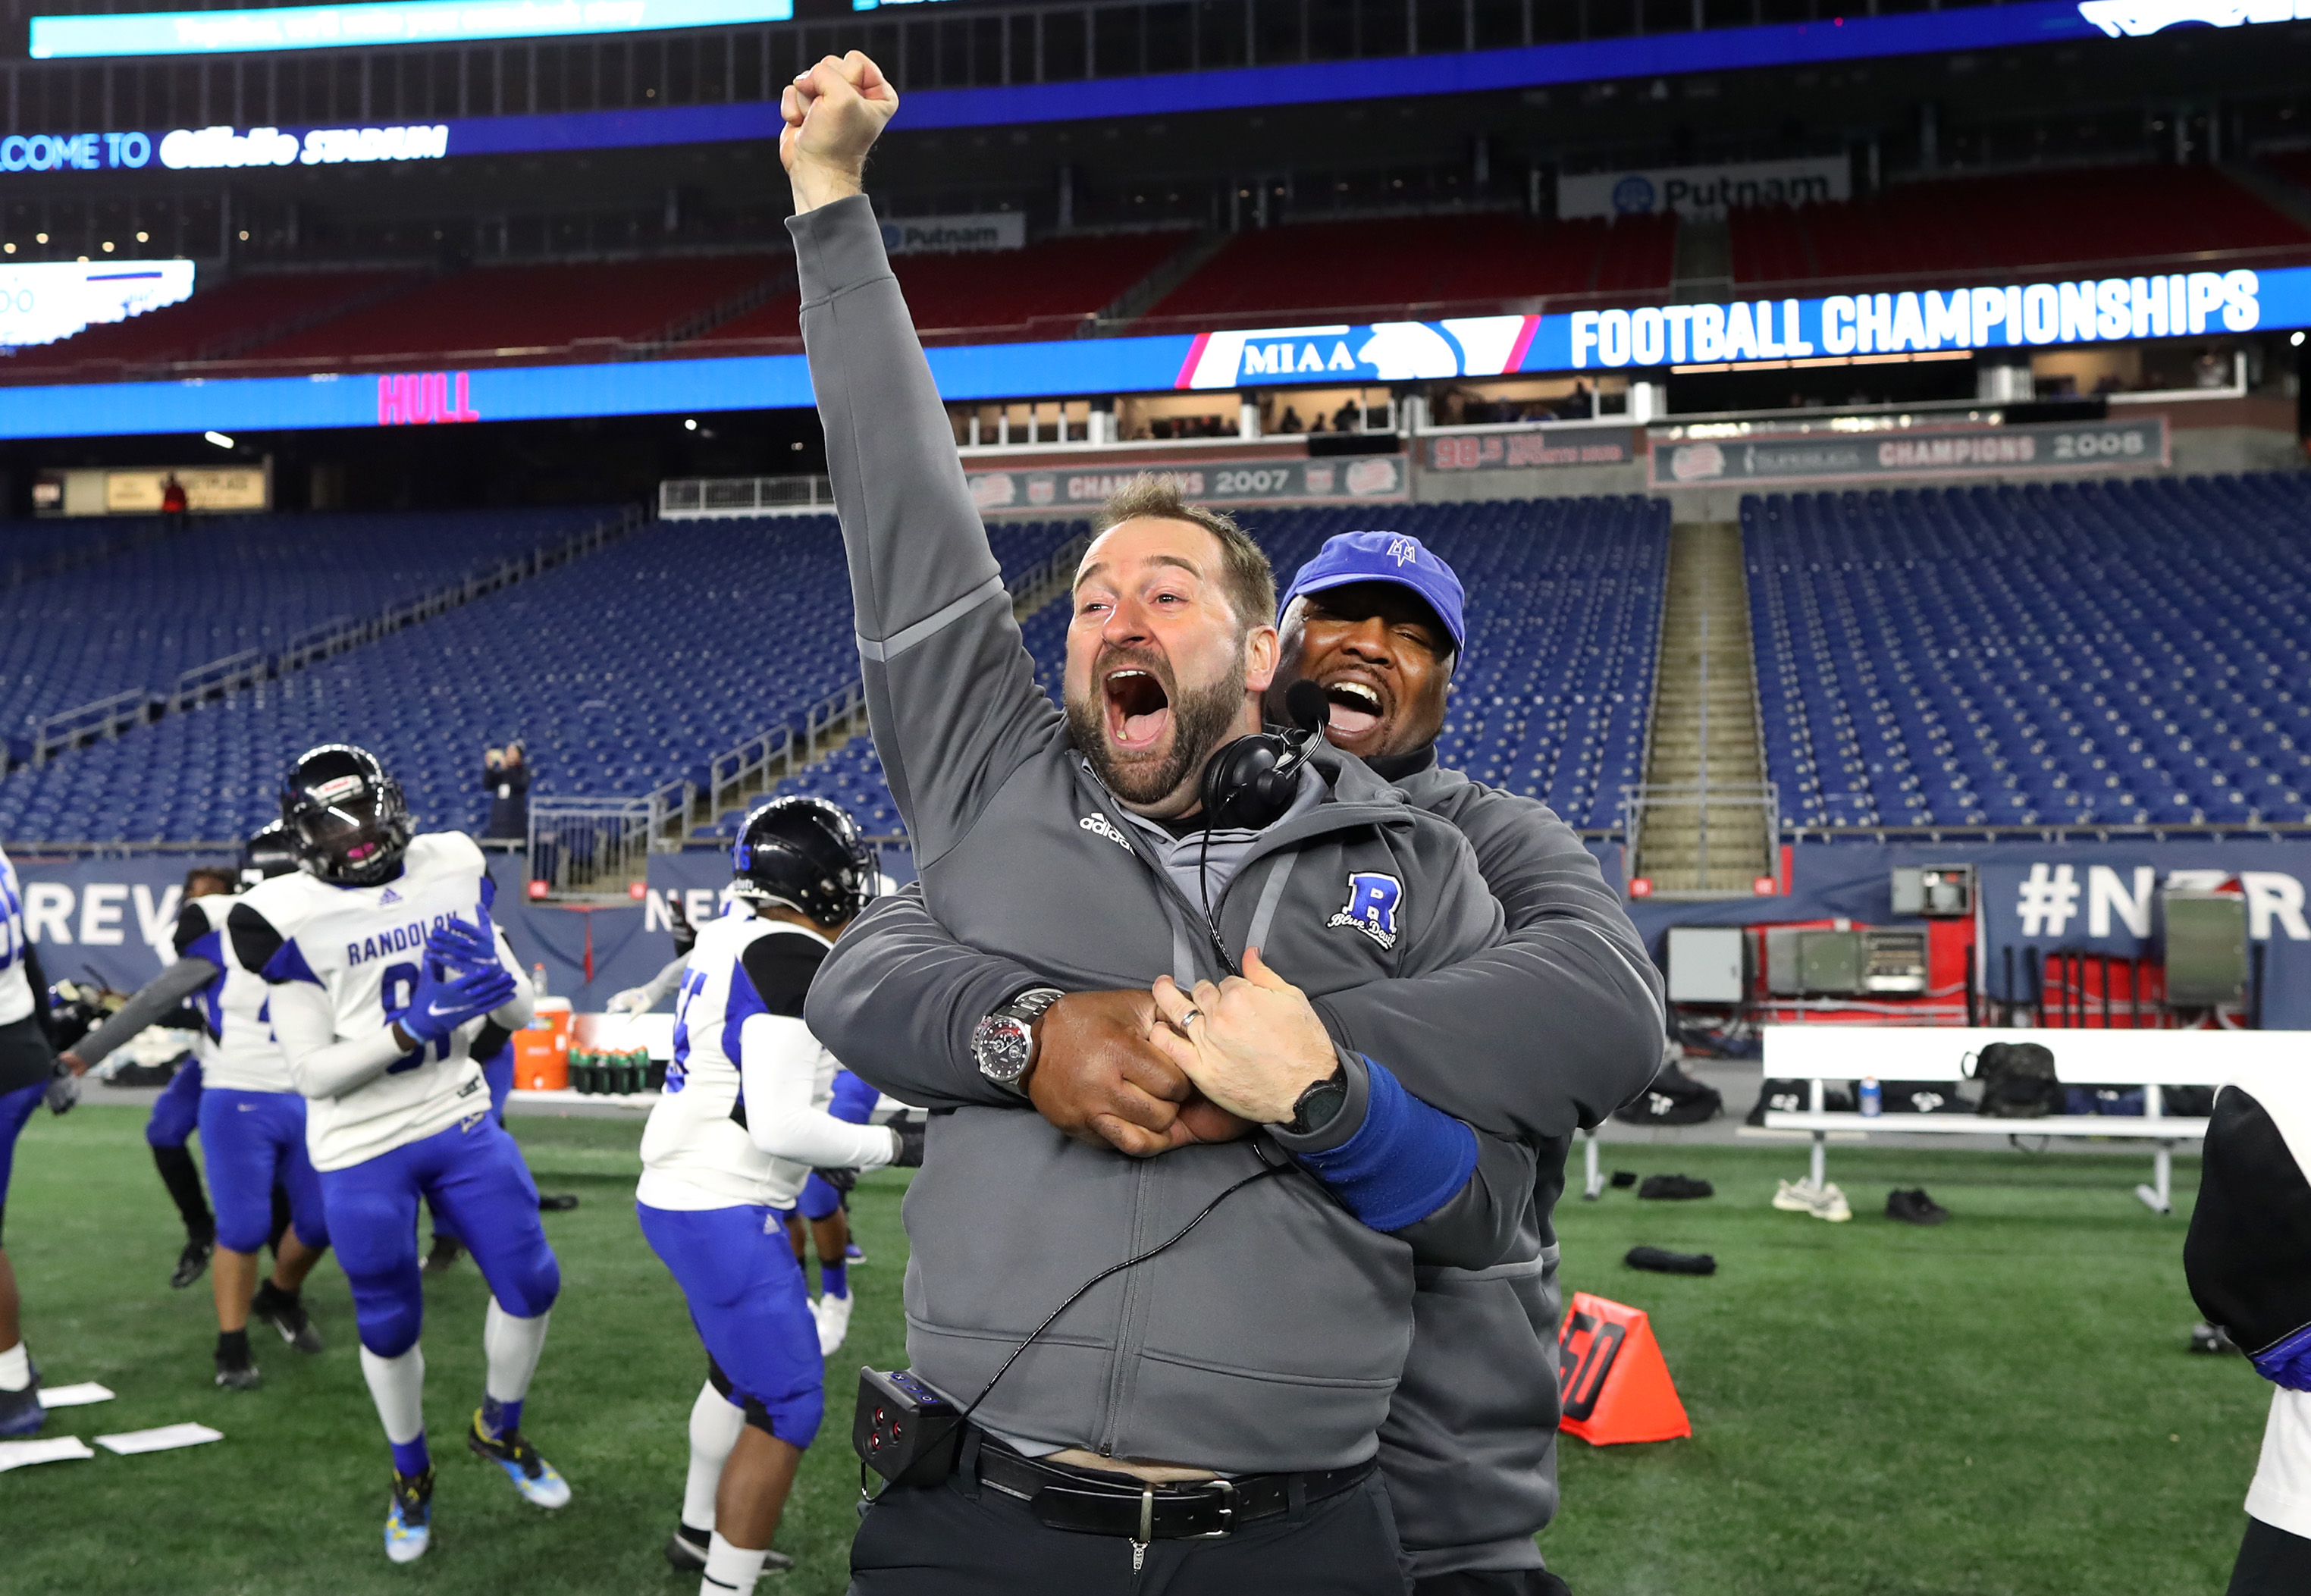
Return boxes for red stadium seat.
[1728,165,2310,289]
[235,257,782,368]
[1,269,416,384]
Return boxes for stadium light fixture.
[2296,331,2306,347]
[684,418,698,430]
[205,430,234,449]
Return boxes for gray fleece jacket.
[792,193,1535,1475]
[812,753,1664,1573]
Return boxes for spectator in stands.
[1332,399,1360,433]
[1308,411,1328,433]
[483,742,530,842]
[2196,350,2231,389]
[1277,405,1303,434]
[1562,381,1594,420]
[159,475,190,528]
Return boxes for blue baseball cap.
[1278,531,1467,657]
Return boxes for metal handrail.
[660,476,838,519]
[172,648,268,713]
[32,688,154,765]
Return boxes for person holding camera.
[784,53,1538,1592]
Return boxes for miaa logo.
[1328,872,1403,950]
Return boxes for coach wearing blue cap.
[819,524,1664,1595]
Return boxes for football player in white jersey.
[638,798,922,1596]
[0,839,67,1438]
[231,745,566,1565]
[57,823,331,1387]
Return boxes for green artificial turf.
[0,1108,2272,1594]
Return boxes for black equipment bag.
[1968,1042,2062,1119]
[1615,1061,1724,1127]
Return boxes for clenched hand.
[781,52,899,214]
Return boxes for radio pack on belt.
[854,1160,1289,1494]
[855,1368,964,1488]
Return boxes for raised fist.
[781,52,898,213]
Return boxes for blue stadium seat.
[1744,474,2311,830]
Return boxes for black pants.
[850,1467,1412,1595]
[2229,1516,2311,1595]
[1415,1571,1571,1596]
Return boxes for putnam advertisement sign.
[1559,155,1849,220]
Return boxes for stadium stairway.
[1630,522,1773,895]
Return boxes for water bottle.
[531,963,548,999]
[1859,1077,1882,1118]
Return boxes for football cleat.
[252,1283,324,1353]
[171,1232,215,1290]
[844,1240,867,1266]
[665,1525,711,1572]
[0,1377,44,1438]
[468,1410,572,1508]
[423,1235,465,1275]
[386,1469,433,1563]
[215,1349,262,1390]
[814,1293,854,1357]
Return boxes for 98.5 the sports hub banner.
[1649,415,2168,489]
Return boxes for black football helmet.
[239,820,301,890]
[730,797,879,929]
[279,744,414,887]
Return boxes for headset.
[1195,678,1331,831]
[1192,679,1331,977]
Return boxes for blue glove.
[2253,1325,2311,1392]
[427,914,500,976]
[396,958,516,1048]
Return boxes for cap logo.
[1384,537,1420,567]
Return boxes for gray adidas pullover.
[792,193,1538,1474]
[814,754,1665,1572]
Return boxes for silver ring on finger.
[1177,1008,1203,1028]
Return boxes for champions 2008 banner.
[1650,416,2169,489]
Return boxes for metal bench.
[1756,1026,2305,1213]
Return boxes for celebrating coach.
[818,531,1665,1594]
[785,52,1547,1593]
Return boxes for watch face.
[974,1016,1033,1084]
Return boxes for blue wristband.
[1286,1056,1478,1233]
[2253,1322,2311,1391]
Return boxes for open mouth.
[1323,679,1386,740]
[1104,667,1173,751]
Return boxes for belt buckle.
[1186,1477,1235,1540]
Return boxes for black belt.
[973,1432,1374,1541]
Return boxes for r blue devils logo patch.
[1328,872,1403,950]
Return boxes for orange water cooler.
[515,998,572,1090]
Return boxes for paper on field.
[38,1382,115,1408]
[95,1422,223,1455]
[0,1435,96,1471]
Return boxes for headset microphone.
[1196,679,1333,832]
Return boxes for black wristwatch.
[972,987,1065,1096]
[1283,1062,1350,1136]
